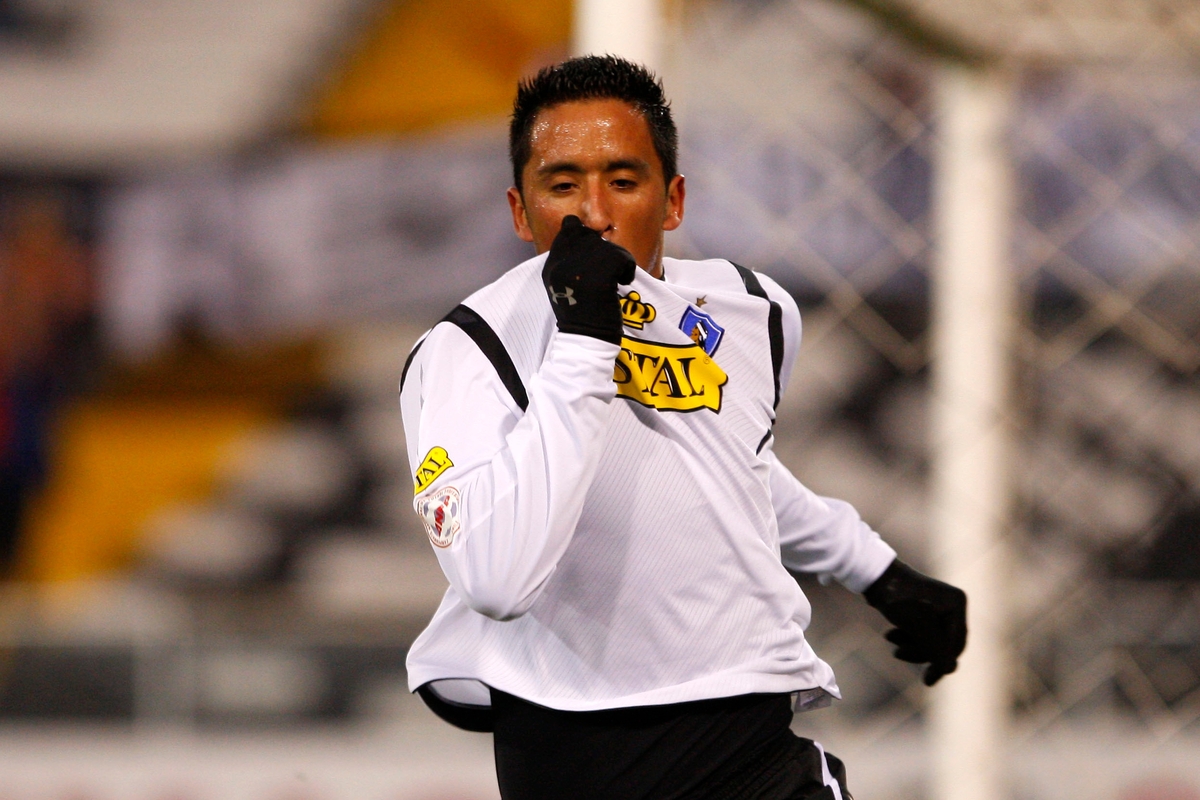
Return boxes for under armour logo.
[548,285,577,306]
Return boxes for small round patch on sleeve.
[415,486,462,548]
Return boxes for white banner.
[102,125,531,357]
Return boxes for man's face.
[507,98,685,279]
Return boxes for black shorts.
[490,689,850,800]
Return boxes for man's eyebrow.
[605,158,651,173]
[536,158,652,177]
[537,161,585,176]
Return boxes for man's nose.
[577,181,613,234]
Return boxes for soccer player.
[400,55,966,800]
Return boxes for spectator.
[0,188,91,577]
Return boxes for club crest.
[679,306,725,356]
[415,485,462,548]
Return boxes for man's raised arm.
[401,218,635,621]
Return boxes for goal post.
[929,63,1015,800]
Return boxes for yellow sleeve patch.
[414,446,454,494]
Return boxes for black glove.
[542,215,637,344]
[863,559,967,686]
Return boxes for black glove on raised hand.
[863,559,967,686]
[542,215,637,345]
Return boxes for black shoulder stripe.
[399,335,425,392]
[733,262,768,299]
[399,306,530,411]
[756,428,774,455]
[732,262,785,409]
[443,304,530,412]
[766,301,783,409]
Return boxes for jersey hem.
[406,666,843,713]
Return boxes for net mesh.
[669,0,1200,740]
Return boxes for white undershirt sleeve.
[767,446,896,594]
[402,324,619,621]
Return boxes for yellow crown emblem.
[620,291,656,329]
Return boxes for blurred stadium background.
[1,0,1199,798]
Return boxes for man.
[401,55,966,800]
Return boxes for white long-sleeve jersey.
[400,254,896,711]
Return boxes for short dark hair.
[509,55,678,194]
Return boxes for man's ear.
[507,187,535,243]
[663,174,686,232]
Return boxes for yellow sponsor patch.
[414,446,454,494]
[614,337,727,412]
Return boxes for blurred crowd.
[0,186,93,578]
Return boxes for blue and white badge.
[679,306,725,357]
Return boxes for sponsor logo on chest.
[614,337,728,412]
[620,291,657,329]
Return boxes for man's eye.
[613,179,636,189]
[551,182,575,192]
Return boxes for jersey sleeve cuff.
[840,540,898,594]
[537,332,621,402]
